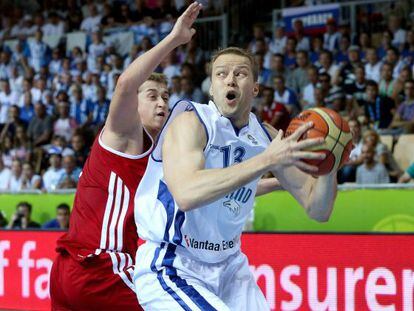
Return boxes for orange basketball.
[285,108,353,176]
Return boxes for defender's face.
[138,81,169,136]
[210,54,258,121]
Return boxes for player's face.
[210,54,258,124]
[138,81,169,137]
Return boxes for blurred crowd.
[0,201,70,229]
[0,0,413,196]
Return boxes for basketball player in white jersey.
[134,2,338,310]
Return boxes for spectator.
[54,101,78,142]
[21,161,42,190]
[363,80,395,129]
[362,129,401,181]
[248,24,270,54]
[1,135,13,168]
[90,86,109,129]
[398,162,414,183]
[57,155,81,189]
[182,37,205,67]
[1,105,25,139]
[365,48,382,83]
[7,159,23,191]
[390,79,414,133]
[70,133,89,168]
[356,143,390,184]
[284,37,298,69]
[258,86,290,131]
[255,53,272,87]
[270,53,292,84]
[323,18,340,53]
[269,25,287,54]
[344,65,366,117]
[69,85,92,127]
[253,38,272,70]
[0,51,14,80]
[0,156,11,190]
[42,11,65,36]
[379,62,398,100]
[317,50,339,83]
[273,75,300,115]
[10,125,31,163]
[301,65,318,108]
[80,4,102,33]
[387,14,406,50]
[402,30,414,65]
[335,35,351,65]
[42,203,70,229]
[290,50,310,94]
[0,79,19,125]
[338,119,363,183]
[19,91,35,124]
[318,72,344,109]
[42,146,65,191]
[293,19,310,51]
[7,201,40,229]
[377,30,393,60]
[49,48,62,75]
[27,103,53,147]
[161,51,181,86]
[87,29,106,73]
[310,35,323,63]
[385,47,406,79]
[179,77,204,103]
[27,30,50,73]
[168,75,182,110]
[338,45,361,86]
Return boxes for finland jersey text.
[134,100,272,310]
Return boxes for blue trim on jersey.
[157,180,175,242]
[150,100,209,163]
[150,243,193,311]
[259,122,273,143]
[163,244,218,311]
[229,121,249,137]
[172,210,185,245]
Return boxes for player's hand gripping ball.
[285,108,353,176]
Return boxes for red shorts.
[50,252,143,311]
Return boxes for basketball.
[285,108,353,176]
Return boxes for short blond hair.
[147,73,168,86]
[210,47,258,81]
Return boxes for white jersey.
[135,100,271,263]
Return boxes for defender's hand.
[169,2,202,46]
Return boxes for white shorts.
[134,241,270,311]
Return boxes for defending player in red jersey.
[49,20,173,311]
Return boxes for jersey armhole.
[98,127,153,160]
[151,100,210,162]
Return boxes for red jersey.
[57,129,151,261]
[261,101,291,131]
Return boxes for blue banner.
[282,4,340,34]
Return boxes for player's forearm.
[255,177,282,196]
[116,35,178,93]
[169,153,272,211]
[305,173,337,222]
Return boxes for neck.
[145,127,158,141]
[365,161,375,168]
[230,113,250,130]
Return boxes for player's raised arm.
[102,2,202,153]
